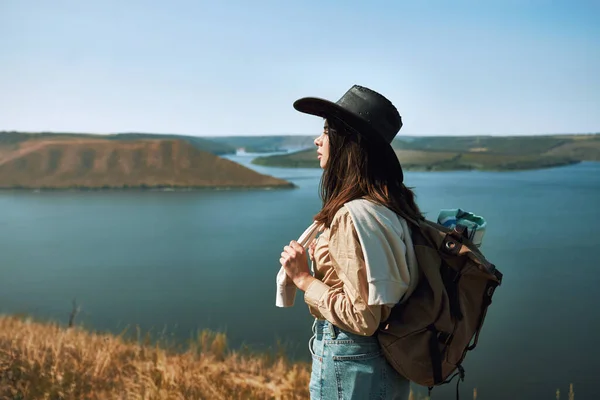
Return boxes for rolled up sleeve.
[304,279,330,309]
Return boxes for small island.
[251,133,600,171]
[0,133,294,190]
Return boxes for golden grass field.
[0,315,311,400]
[0,315,576,399]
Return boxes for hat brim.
[294,97,348,119]
[293,97,375,136]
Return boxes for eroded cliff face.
[0,137,293,189]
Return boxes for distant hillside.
[206,136,315,153]
[252,134,600,171]
[0,131,237,156]
[392,150,579,171]
[0,137,294,190]
[113,133,236,155]
[391,134,600,156]
[252,149,319,168]
[543,135,600,161]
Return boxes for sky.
[1,0,599,137]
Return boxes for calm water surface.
[1,155,599,399]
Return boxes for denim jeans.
[308,319,410,400]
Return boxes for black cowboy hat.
[293,84,403,146]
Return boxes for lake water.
[1,155,599,400]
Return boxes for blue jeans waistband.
[312,319,340,339]
[311,319,377,342]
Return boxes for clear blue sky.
[1,0,599,137]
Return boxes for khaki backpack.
[377,216,503,398]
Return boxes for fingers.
[280,249,290,265]
[289,240,305,253]
[283,241,305,257]
[280,240,306,267]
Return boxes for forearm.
[293,273,317,292]
[304,279,382,336]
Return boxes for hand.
[280,240,313,291]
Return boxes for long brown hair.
[314,118,423,228]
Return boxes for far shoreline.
[251,157,583,172]
[0,183,297,192]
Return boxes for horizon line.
[1,130,599,138]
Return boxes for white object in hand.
[276,222,321,308]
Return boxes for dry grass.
[0,315,573,399]
[0,315,311,400]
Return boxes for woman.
[279,85,424,400]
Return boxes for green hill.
[252,134,600,171]
[111,133,236,155]
[252,149,319,168]
[391,135,570,155]
[0,131,237,156]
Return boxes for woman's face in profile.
[314,120,330,169]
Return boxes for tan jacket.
[304,206,394,336]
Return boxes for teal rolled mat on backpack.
[437,209,487,248]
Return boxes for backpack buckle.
[457,364,465,380]
[437,331,454,345]
[442,236,461,255]
[452,224,468,239]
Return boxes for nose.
[314,134,322,147]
